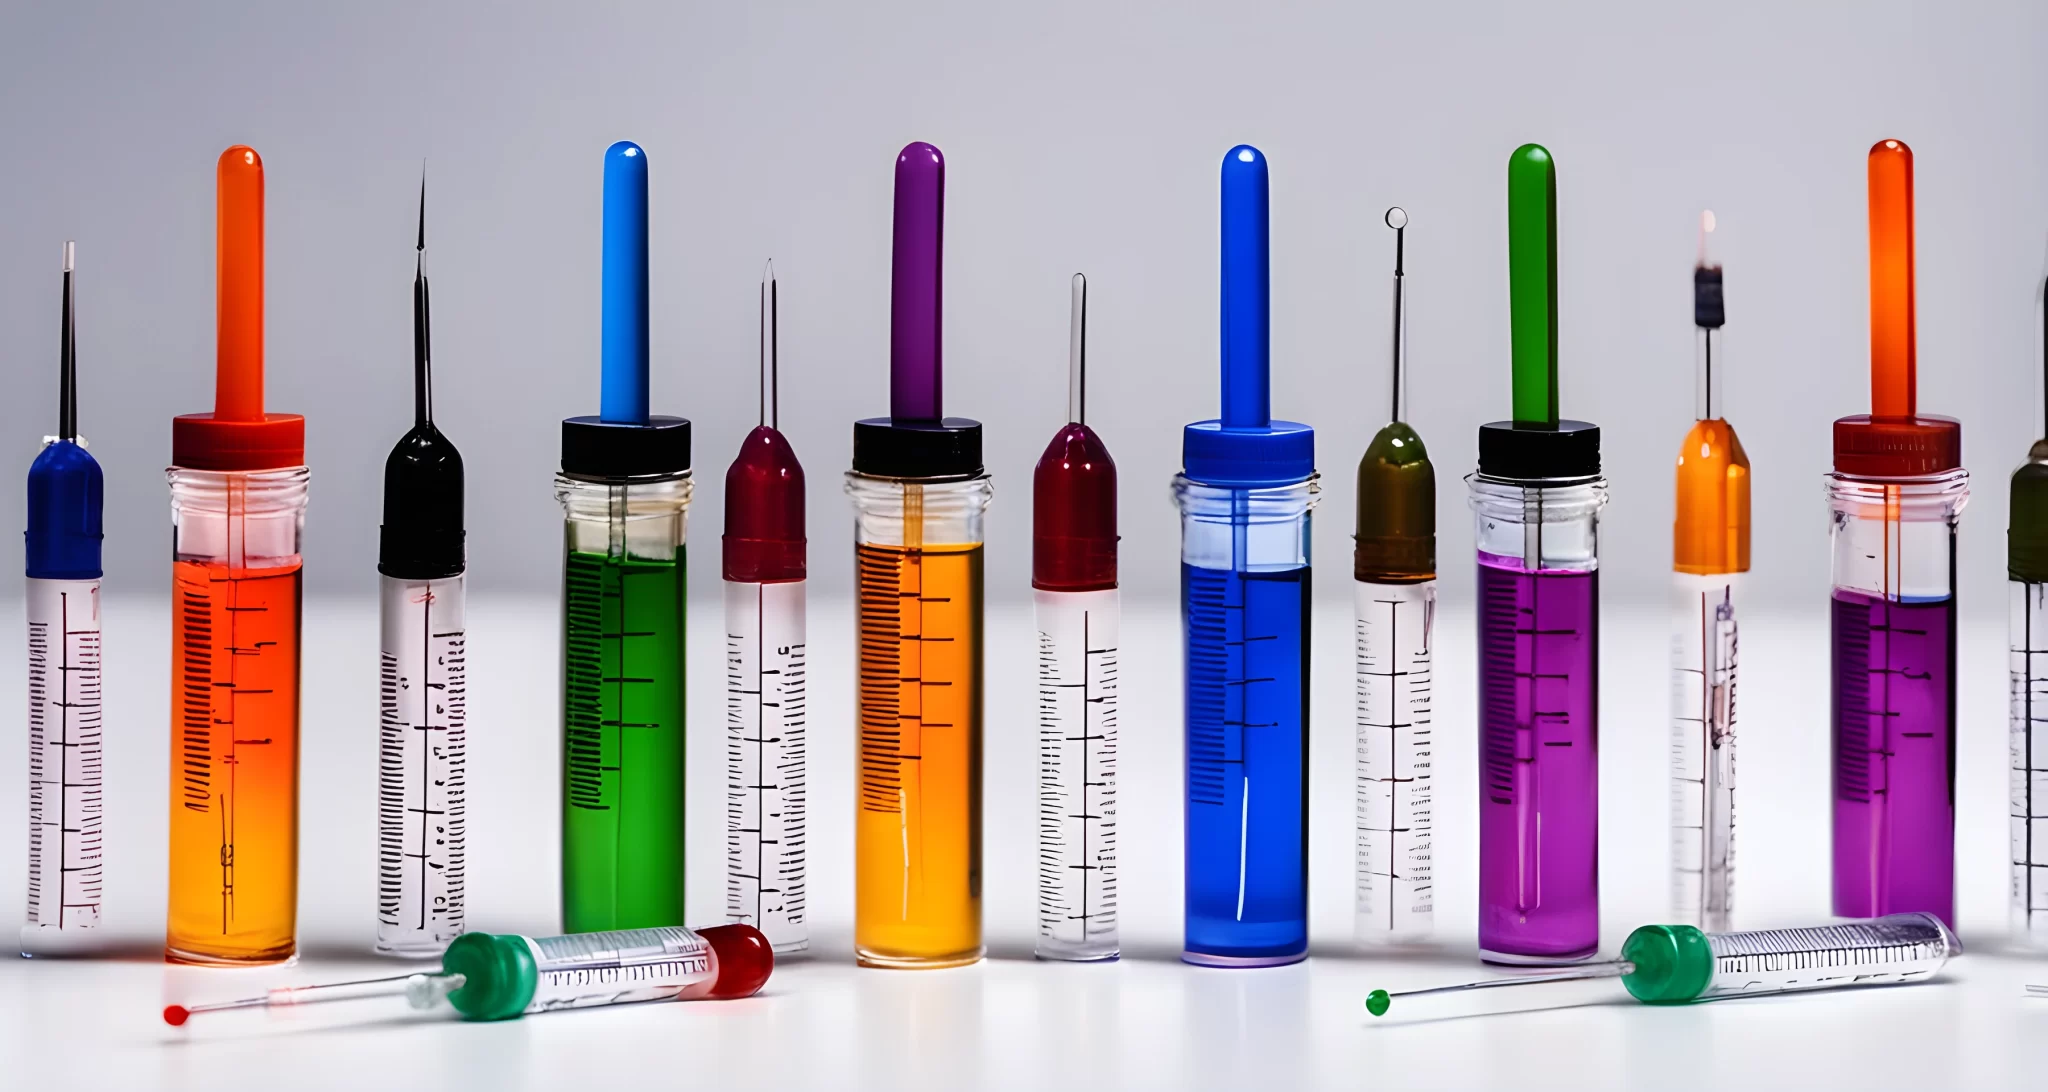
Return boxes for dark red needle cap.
[1033,422,1117,591]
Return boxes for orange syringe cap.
[1833,138,1959,477]
[172,145,305,471]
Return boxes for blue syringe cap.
[25,440,103,580]
[1181,419,1314,489]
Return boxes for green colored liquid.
[561,549,686,932]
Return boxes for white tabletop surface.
[2,593,2045,1090]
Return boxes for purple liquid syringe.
[1468,144,1606,965]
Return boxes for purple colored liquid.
[1477,553,1599,962]
[1831,588,1955,926]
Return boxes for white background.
[1,0,2045,611]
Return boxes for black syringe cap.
[379,422,465,579]
[1476,419,1601,481]
[851,416,983,479]
[560,415,692,480]
[1694,266,1725,329]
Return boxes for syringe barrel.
[164,464,309,965]
[443,923,773,1020]
[1668,572,1739,932]
[22,575,104,953]
[376,572,467,956]
[1621,913,1958,1004]
[554,471,692,933]
[723,576,809,953]
[2008,448,2048,946]
[1175,474,1318,966]
[1468,473,1606,964]
[1825,470,1966,926]
[845,471,992,968]
[1354,576,1435,944]
[1034,585,1120,961]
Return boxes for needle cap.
[699,924,775,1000]
[25,441,104,579]
[1618,924,1713,1004]
[1033,422,1117,591]
[723,425,806,582]
[441,931,539,1021]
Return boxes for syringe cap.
[1476,419,1599,481]
[379,422,466,580]
[2010,443,2048,582]
[171,412,305,471]
[1033,422,1118,591]
[1619,924,1714,1004]
[25,440,104,580]
[723,425,807,583]
[442,931,538,1022]
[1180,419,1314,489]
[1831,414,1961,476]
[699,924,774,1000]
[560,414,691,480]
[851,416,983,479]
[1354,421,1435,582]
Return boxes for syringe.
[1034,273,1120,962]
[1365,913,1958,1019]
[1354,207,1436,946]
[1176,145,1318,967]
[724,261,809,954]
[2007,270,2048,947]
[1828,140,1965,928]
[1670,211,1749,932]
[164,923,772,1027]
[556,141,693,933]
[23,241,106,957]
[375,175,468,957]
[1469,144,1606,965]
[845,142,992,969]
[166,146,309,965]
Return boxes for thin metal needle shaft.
[761,260,778,429]
[414,167,432,427]
[1068,273,1087,426]
[1385,208,1407,425]
[1371,960,1634,1008]
[59,241,77,441]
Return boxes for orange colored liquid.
[854,541,983,967]
[166,560,303,964]
[1674,419,1751,576]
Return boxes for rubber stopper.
[699,924,774,1000]
[442,932,539,1021]
[1618,924,1714,1004]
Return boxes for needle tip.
[1365,990,1391,1017]
[1384,207,1407,230]
[1072,271,1086,290]
[163,1005,190,1027]
[762,257,775,284]
[62,240,75,273]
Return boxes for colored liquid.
[166,560,303,964]
[1183,562,1309,966]
[854,541,984,968]
[1476,555,1598,963]
[562,551,686,932]
[1832,589,1954,925]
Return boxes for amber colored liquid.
[1673,419,1751,576]
[854,541,984,967]
[166,560,303,964]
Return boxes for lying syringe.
[1034,273,1120,962]
[1353,208,1435,946]
[724,262,809,954]
[1367,913,1957,1019]
[165,923,772,1026]
[375,176,468,956]
[23,242,106,957]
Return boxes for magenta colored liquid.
[1476,553,1599,962]
[1831,589,1955,926]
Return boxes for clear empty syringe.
[1034,273,1120,962]
[1178,145,1318,968]
[23,242,106,957]
[1353,207,1436,946]
[165,923,772,1027]
[2009,272,2048,947]
[1670,211,1749,932]
[1366,913,1958,1019]
[1829,140,1965,928]
[375,176,468,957]
[724,262,809,954]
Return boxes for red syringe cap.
[1033,422,1118,591]
[698,924,774,1000]
[722,426,806,583]
[1831,414,1961,477]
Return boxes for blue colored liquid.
[1182,561,1310,965]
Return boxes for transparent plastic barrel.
[377,572,468,956]
[1825,470,1966,927]
[1468,473,1606,964]
[1670,571,1739,931]
[844,471,992,968]
[2012,579,2048,945]
[1174,474,1318,967]
[1354,577,1434,944]
[723,577,809,953]
[22,576,103,955]
[1034,585,1120,961]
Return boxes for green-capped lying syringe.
[1367,914,1956,1018]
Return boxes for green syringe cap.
[1619,924,1715,1004]
[443,932,538,1021]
